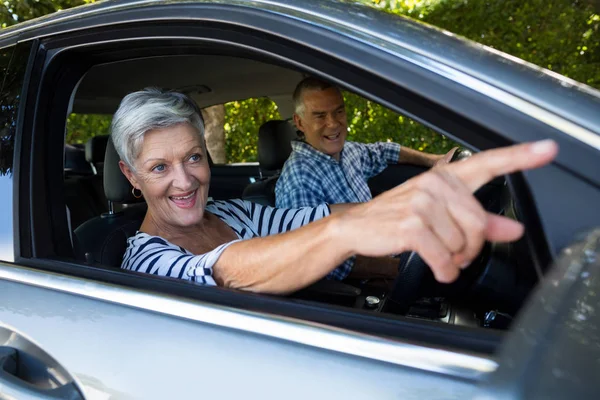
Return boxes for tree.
[0,0,96,28]
[362,0,599,88]
[201,105,227,164]
[5,1,597,163]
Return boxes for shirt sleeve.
[122,235,242,285]
[359,142,401,179]
[243,201,331,236]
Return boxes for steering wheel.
[381,147,477,315]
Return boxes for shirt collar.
[291,140,345,163]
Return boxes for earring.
[131,187,143,199]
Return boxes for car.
[0,0,599,399]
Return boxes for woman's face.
[120,123,211,230]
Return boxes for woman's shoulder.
[206,198,254,216]
[127,232,186,253]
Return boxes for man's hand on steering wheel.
[433,146,460,167]
[336,140,558,284]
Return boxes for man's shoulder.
[341,141,371,159]
[281,148,322,175]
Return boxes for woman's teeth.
[172,192,195,200]
[325,133,340,140]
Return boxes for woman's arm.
[214,141,557,295]
[213,213,351,294]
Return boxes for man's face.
[294,87,348,160]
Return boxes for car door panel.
[475,228,600,398]
[0,264,480,399]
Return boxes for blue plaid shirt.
[275,140,401,279]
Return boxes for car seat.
[241,120,298,206]
[74,136,147,267]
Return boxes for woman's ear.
[119,160,139,188]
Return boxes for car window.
[21,31,541,356]
[343,91,459,153]
[65,113,112,145]
[202,97,281,165]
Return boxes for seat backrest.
[64,143,105,229]
[74,136,146,267]
[242,120,298,206]
[85,135,109,175]
[256,120,299,172]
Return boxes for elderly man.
[275,77,457,280]
[275,77,456,209]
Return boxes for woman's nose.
[172,164,194,190]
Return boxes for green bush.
[224,98,281,163]
[370,0,599,88]
[344,92,456,153]
[66,114,111,144]
[61,0,599,162]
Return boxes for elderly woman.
[114,88,557,294]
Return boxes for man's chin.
[323,143,344,157]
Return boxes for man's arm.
[398,146,457,168]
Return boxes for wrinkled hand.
[433,147,459,167]
[340,140,558,283]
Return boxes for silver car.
[0,0,599,399]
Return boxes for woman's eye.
[189,153,201,162]
[152,164,166,173]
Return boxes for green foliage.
[344,92,456,153]
[26,0,600,163]
[365,0,600,89]
[66,114,112,144]
[224,98,281,163]
[0,0,95,28]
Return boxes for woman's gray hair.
[111,88,205,168]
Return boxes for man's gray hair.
[111,88,205,168]
[292,77,341,117]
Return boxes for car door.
[0,4,495,400]
[475,229,600,398]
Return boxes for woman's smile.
[170,189,198,209]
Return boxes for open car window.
[50,43,529,345]
[202,97,283,165]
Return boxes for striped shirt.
[275,140,401,280]
[121,199,331,285]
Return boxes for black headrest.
[104,136,144,204]
[257,120,298,171]
[85,135,109,164]
[65,144,93,174]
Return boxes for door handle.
[0,346,84,400]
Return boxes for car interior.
[57,52,539,336]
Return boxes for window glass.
[343,92,458,153]
[203,97,281,164]
[206,93,458,166]
[0,42,32,261]
[65,113,112,145]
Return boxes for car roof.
[1,0,599,139]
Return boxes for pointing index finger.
[445,140,559,193]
